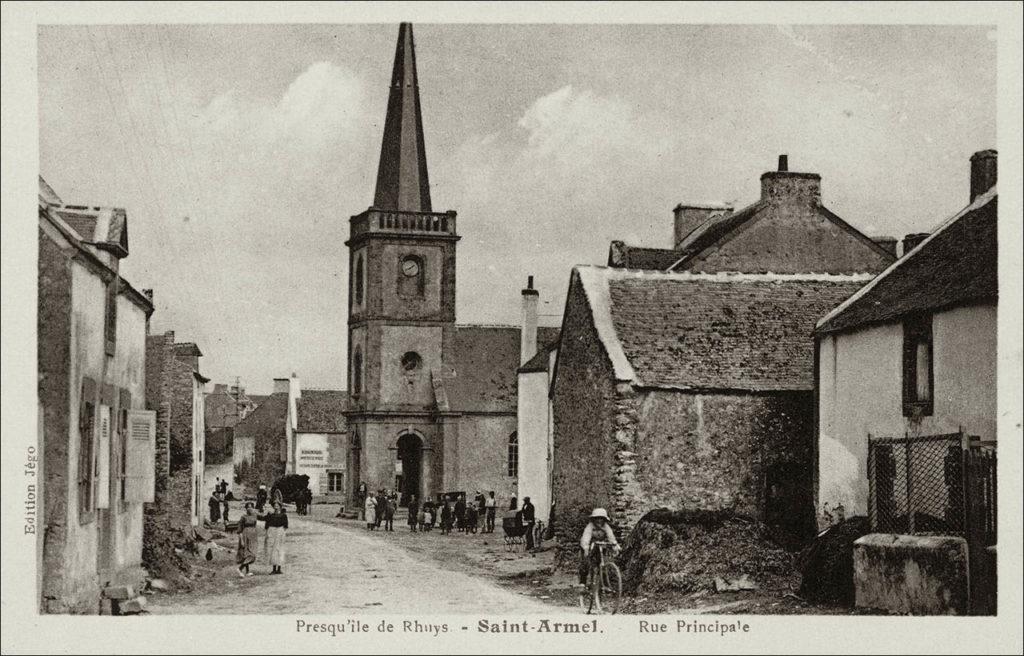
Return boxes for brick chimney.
[760,154,821,204]
[970,149,997,201]
[520,276,539,365]
[902,233,930,255]
[871,236,898,256]
[673,202,733,249]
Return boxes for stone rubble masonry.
[38,229,73,612]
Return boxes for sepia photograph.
[2,2,1021,654]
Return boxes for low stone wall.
[853,533,968,615]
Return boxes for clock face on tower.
[401,257,420,278]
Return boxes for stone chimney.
[520,276,539,365]
[673,202,733,249]
[273,378,289,394]
[213,383,229,394]
[902,233,930,255]
[760,154,821,204]
[871,236,898,257]
[970,149,997,202]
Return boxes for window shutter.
[96,405,112,509]
[126,409,156,502]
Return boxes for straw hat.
[590,508,609,520]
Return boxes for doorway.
[396,433,422,507]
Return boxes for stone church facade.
[343,23,553,508]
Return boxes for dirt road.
[148,514,553,615]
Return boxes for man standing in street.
[522,496,536,551]
[485,491,497,533]
[454,494,467,532]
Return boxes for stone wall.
[688,196,893,275]
[551,274,618,549]
[38,229,72,612]
[627,390,817,540]
[454,414,518,501]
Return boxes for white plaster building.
[814,151,998,525]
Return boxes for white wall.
[517,370,551,520]
[817,303,997,524]
[295,432,331,493]
[64,262,150,603]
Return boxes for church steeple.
[373,22,432,213]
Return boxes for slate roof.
[296,389,349,433]
[607,242,684,270]
[817,187,997,334]
[519,332,560,373]
[574,267,871,391]
[444,325,560,412]
[668,202,765,270]
[233,392,288,444]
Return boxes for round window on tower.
[401,351,422,372]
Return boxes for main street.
[148,510,560,615]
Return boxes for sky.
[38,24,996,394]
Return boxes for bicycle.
[579,540,622,615]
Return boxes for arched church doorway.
[396,432,422,507]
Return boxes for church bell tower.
[345,23,458,506]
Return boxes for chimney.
[760,155,821,204]
[970,149,997,202]
[673,202,733,249]
[289,374,301,401]
[273,378,289,394]
[213,383,228,394]
[871,236,898,257]
[520,276,539,365]
[902,233,930,255]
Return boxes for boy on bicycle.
[578,508,620,587]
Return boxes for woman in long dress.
[236,502,258,577]
[364,494,377,530]
[263,501,289,574]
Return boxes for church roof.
[571,266,870,391]
[373,22,432,212]
[816,186,998,335]
[443,325,559,412]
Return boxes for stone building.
[37,177,156,613]
[815,150,998,524]
[145,332,209,528]
[342,23,556,508]
[609,155,897,273]
[293,388,349,502]
[232,379,290,489]
[552,157,896,547]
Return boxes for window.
[507,432,519,477]
[352,346,363,395]
[78,380,97,521]
[398,255,425,298]
[401,351,422,372]
[354,253,364,307]
[328,471,344,493]
[118,406,129,509]
[104,278,118,356]
[902,314,934,417]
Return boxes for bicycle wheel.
[578,572,596,614]
[601,563,623,615]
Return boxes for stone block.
[102,584,134,601]
[117,596,148,614]
[853,533,968,615]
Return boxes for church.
[342,23,556,508]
